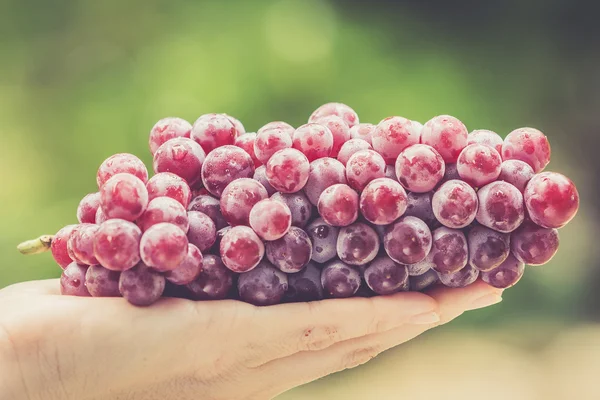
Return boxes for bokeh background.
[1,0,599,398]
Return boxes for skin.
[0,279,502,400]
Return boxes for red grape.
[258,121,295,138]
[97,153,148,189]
[146,172,192,208]
[511,221,559,266]
[271,191,313,228]
[95,207,109,224]
[467,225,510,272]
[524,171,579,229]
[266,226,312,273]
[285,262,324,302]
[292,123,334,162]
[165,244,203,285]
[364,256,409,295]
[68,223,99,265]
[191,113,238,153]
[317,183,359,227]
[249,198,292,240]
[186,254,234,300]
[456,143,502,187]
[429,227,468,274]
[77,192,101,224]
[360,178,408,225]
[421,115,468,163]
[304,157,347,205]
[467,129,503,154]
[349,123,376,145]
[372,116,421,164]
[265,148,310,193]
[306,218,339,264]
[93,219,142,271]
[498,160,535,193]
[432,180,478,229]
[346,149,386,191]
[481,253,524,289]
[220,178,268,226]
[321,260,361,298]
[140,223,188,272]
[395,144,445,192]
[502,127,551,173]
[314,115,351,157]
[222,113,245,136]
[119,262,166,306]
[404,191,436,227]
[253,165,277,196]
[211,226,231,255]
[309,102,359,128]
[100,173,149,221]
[149,117,192,155]
[186,211,217,252]
[60,263,91,296]
[51,225,78,269]
[234,132,261,168]
[137,197,189,233]
[383,216,432,265]
[201,145,255,197]
[337,138,372,166]
[254,127,293,164]
[476,181,525,233]
[153,137,206,186]
[188,195,227,230]
[220,225,265,273]
[237,261,288,306]
[85,265,121,297]
[438,264,479,288]
[337,222,380,265]
[409,269,439,291]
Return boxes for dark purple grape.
[306,218,339,264]
[321,260,361,298]
[481,254,525,289]
[271,191,313,228]
[429,227,468,274]
[337,222,380,265]
[467,225,510,271]
[187,211,217,252]
[409,269,439,291]
[364,256,409,295]
[85,265,120,297]
[266,226,312,273]
[187,194,228,230]
[60,263,91,296]
[404,191,436,227]
[237,262,288,306]
[186,255,234,300]
[383,216,432,265]
[118,263,166,306]
[285,262,324,302]
[438,264,479,288]
[253,165,277,196]
[510,221,559,266]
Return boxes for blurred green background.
[1,0,598,398]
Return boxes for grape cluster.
[30,105,579,307]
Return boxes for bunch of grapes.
[18,104,580,307]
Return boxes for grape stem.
[17,235,54,255]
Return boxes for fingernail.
[409,311,440,325]
[467,293,503,311]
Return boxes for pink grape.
[321,260,361,298]
[201,145,255,197]
[524,171,579,229]
[409,269,439,291]
[266,226,312,273]
[383,216,432,265]
[346,149,386,191]
[258,121,295,138]
[188,195,227,230]
[153,137,206,186]
[457,144,502,187]
[292,123,334,162]
[498,160,535,193]
[77,192,101,224]
[222,113,245,136]
[249,198,292,240]
[68,223,99,265]
[60,263,91,296]
[304,157,347,205]
[237,261,288,306]
[165,244,203,285]
[285,262,324,302]
[309,102,359,128]
[186,254,234,300]
[511,221,559,265]
[467,129,503,154]
[364,256,409,295]
[306,218,339,264]
[432,180,478,229]
[234,132,261,167]
[271,191,313,228]
[220,225,265,273]
[97,153,148,189]
[420,115,468,163]
[146,172,192,208]
[93,219,142,271]
[140,223,188,272]
[317,183,359,227]
[191,113,238,153]
[95,207,109,224]
[476,181,525,233]
[502,127,551,173]
[85,265,121,297]
[253,165,277,196]
[337,138,372,166]
[481,253,524,289]
[372,116,421,164]
[314,115,351,157]
[404,191,436,227]
[119,262,166,306]
[438,264,479,288]
[429,227,468,274]
[254,127,293,164]
[51,225,78,269]
[137,197,189,233]
[359,178,408,225]
[349,123,376,145]
[149,117,192,155]
[220,178,268,226]
[395,144,445,192]
[467,225,510,272]
[265,148,310,193]
[337,222,380,265]
[186,211,217,252]
[100,173,149,221]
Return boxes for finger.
[0,279,61,296]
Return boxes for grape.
[481,253,524,289]
[467,129,503,154]
[432,180,478,229]
[186,211,217,252]
[191,113,238,153]
[220,225,265,272]
[292,123,334,162]
[286,262,324,302]
[165,244,203,285]
[77,192,101,224]
[100,173,149,221]
[502,127,551,173]
[364,256,409,295]
[346,149,386,191]
[498,160,535,193]
[420,115,468,163]
[467,225,510,272]
[404,191,436,227]
[188,195,227,230]
[349,123,376,145]
[137,197,189,233]
[93,219,142,271]
[186,254,234,300]
[337,138,372,166]
[153,137,206,186]
[68,223,99,265]
[524,171,579,229]
[249,198,292,240]
[406,259,433,277]
[384,165,397,180]
[201,145,255,197]
[395,144,445,192]
[359,178,408,225]
[119,262,166,306]
[60,263,91,296]
[97,153,148,189]
[140,223,188,272]
[429,227,468,274]
[149,117,192,155]
[317,183,359,227]
[438,264,479,288]
[337,222,380,266]
[309,102,359,128]
[212,226,231,254]
[456,144,502,187]
[321,260,361,298]
[220,178,268,226]
[146,172,192,208]
[95,207,109,224]
[265,148,310,193]
[266,226,312,273]
[253,165,277,196]
[85,265,121,297]
[314,115,351,157]
[510,221,559,265]
[234,132,261,168]
[409,269,439,291]
[306,218,339,264]
[257,121,295,138]
[372,116,421,164]
[254,127,293,164]
[51,225,78,269]
[438,163,460,187]
[476,181,525,233]
[238,261,288,306]
[222,113,245,136]
[271,191,313,228]
[304,157,347,205]
[383,216,432,265]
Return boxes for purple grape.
[84,265,121,297]
[467,225,510,271]
[237,262,288,306]
[409,269,439,291]
[186,255,234,300]
[271,191,313,228]
[60,263,91,296]
[477,181,525,233]
[406,260,433,276]
[337,222,380,266]
[321,260,361,298]
[165,244,203,285]
[364,256,409,295]
[266,226,312,273]
[119,263,166,306]
[201,145,255,197]
[438,264,479,288]
[306,218,339,264]
[285,262,324,302]
[186,211,217,252]
[481,254,525,289]
[404,191,436,226]
[383,216,432,265]
[253,165,277,196]
[187,194,227,230]
[304,157,347,205]
[429,227,468,274]
[510,221,559,266]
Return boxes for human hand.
[0,279,502,400]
